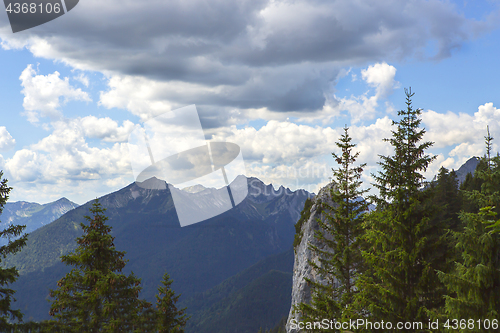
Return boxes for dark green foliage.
[47,199,153,332]
[293,198,314,251]
[432,167,461,231]
[355,89,447,330]
[460,157,489,214]
[11,320,51,332]
[426,167,463,273]
[438,128,500,326]
[155,272,189,332]
[298,126,368,330]
[0,171,27,330]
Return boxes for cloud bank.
[1,0,497,124]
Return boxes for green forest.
[0,197,188,332]
[293,89,500,332]
[1,89,499,332]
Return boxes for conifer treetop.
[61,199,126,274]
[48,199,154,332]
[155,272,189,332]
[372,87,436,203]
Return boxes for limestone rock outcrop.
[286,182,336,333]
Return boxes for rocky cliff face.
[286,182,335,333]
[455,156,479,184]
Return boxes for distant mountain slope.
[182,247,294,333]
[0,198,79,246]
[192,269,292,333]
[7,176,311,321]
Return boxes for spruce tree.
[298,126,368,330]
[432,167,461,231]
[478,126,500,232]
[355,89,447,330]
[438,128,500,327]
[427,167,463,277]
[0,171,27,330]
[155,272,188,332]
[48,199,153,332]
[460,158,488,214]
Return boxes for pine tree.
[438,128,500,326]
[48,199,153,332]
[155,272,189,332]
[298,126,368,330]
[432,167,461,231]
[460,158,488,214]
[355,88,447,330]
[478,126,500,232]
[0,171,27,330]
[427,167,463,277]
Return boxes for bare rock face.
[286,182,336,333]
[455,156,479,184]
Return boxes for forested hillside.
[288,90,500,333]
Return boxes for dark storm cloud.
[1,0,497,115]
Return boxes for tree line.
[295,88,500,332]
[0,182,188,332]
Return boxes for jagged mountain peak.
[182,184,208,193]
[455,156,480,184]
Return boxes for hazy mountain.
[0,198,79,246]
[6,176,312,323]
[182,248,294,333]
[181,184,208,193]
[455,156,480,184]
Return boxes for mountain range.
[5,176,311,333]
[0,198,78,246]
[2,157,480,332]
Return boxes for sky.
[0,0,499,205]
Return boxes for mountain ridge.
[0,197,79,246]
[7,175,312,323]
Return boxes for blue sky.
[0,0,499,204]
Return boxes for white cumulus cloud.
[80,116,136,142]
[420,102,500,171]
[20,65,91,123]
[335,63,399,123]
[361,62,399,99]
[0,127,15,151]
